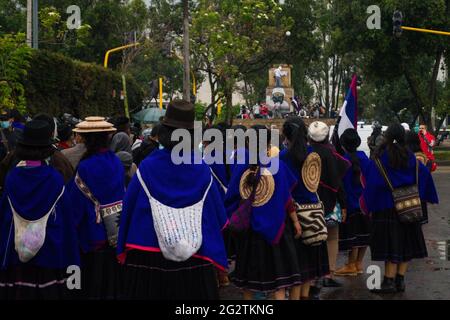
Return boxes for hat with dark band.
[162,100,195,130]
[17,120,54,147]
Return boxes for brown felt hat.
[161,100,195,130]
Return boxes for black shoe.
[309,285,321,300]
[370,277,397,294]
[322,277,343,287]
[395,274,405,292]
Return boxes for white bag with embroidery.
[9,187,65,263]
[137,170,212,262]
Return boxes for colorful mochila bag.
[374,158,423,224]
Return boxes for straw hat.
[73,117,117,133]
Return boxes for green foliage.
[191,0,293,120]
[24,50,144,118]
[0,33,32,112]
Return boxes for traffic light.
[393,10,403,38]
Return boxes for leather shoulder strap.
[374,158,394,192]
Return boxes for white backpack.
[137,170,212,262]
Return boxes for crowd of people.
[238,97,329,120]
[0,101,439,300]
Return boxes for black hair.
[405,130,422,153]
[58,124,73,142]
[9,109,25,123]
[375,123,409,169]
[80,132,111,161]
[231,125,248,150]
[16,144,55,161]
[114,116,131,133]
[244,125,271,190]
[206,122,231,180]
[340,128,362,185]
[150,123,162,138]
[158,124,194,150]
[282,117,308,169]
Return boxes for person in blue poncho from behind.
[363,123,438,294]
[225,125,303,300]
[334,128,371,277]
[117,100,228,300]
[0,120,79,300]
[67,117,125,299]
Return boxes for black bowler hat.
[162,100,195,129]
[340,128,361,152]
[17,120,54,147]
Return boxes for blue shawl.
[343,151,370,214]
[279,149,319,204]
[67,151,125,252]
[0,165,79,269]
[117,149,228,271]
[224,157,297,245]
[363,152,439,213]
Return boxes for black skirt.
[339,211,371,251]
[0,264,73,300]
[295,240,330,282]
[231,220,302,292]
[80,247,123,300]
[370,208,428,263]
[121,251,219,300]
[223,227,237,261]
[420,202,429,225]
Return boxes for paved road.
[220,166,450,300]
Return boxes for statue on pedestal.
[274,66,288,88]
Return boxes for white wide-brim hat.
[73,116,117,133]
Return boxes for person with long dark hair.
[117,101,228,300]
[308,121,351,289]
[202,123,233,287]
[0,120,79,299]
[334,128,371,276]
[67,117,125,299]
[225,125,302,300]
[280,117,330,300]
[364,123,438,293]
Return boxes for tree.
[191,0,293,123]
[0,33,32,112]
[331,0,449,132]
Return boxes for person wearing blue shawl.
[225,125,302,300]
[308,121,351,289]
[117,100,228,300]
[0,120,79,300]
[364,124,438,294]
[67,117,125,299]
[202,123,234,287]
[280,117,330,300]
[335,129,371,277]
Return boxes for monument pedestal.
[266,64,294,114]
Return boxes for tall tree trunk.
[182,0,191,101]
